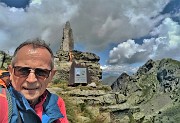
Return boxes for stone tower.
[60,21,74,51]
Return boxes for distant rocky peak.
[111,58,180,94]
[117,72,130,80]
[136,59,155,75]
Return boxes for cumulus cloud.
[150,18,180,58]
[0,0,171,54]
[105,17,180,75]
[0,0,78,54]
[101,64,138,76]
[71,0,170,51]
[1,0,179,76]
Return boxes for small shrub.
[87,115,108,123]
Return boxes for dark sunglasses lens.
[35,68,50,78]
[14,67,30,77]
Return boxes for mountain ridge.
[110,58,180,122]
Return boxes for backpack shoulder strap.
[6,87,13,122]
[0,86,12,123]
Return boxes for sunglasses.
[13,66,51,80]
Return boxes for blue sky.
[0,0,30,8]
[0,0,180,78]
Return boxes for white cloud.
[1,0,179,77]
[108,39,141,64]
[101,64,139,76]
[0,0,171,53]
[31,0,42,5]
[107,17,180,71]
[0,0,79,52]
[105,17,180,75]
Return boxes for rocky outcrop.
[52,58,180,122]
[136,59,156,75]
[54,21,102,84]
[111,58,180,95]
[157,58,180,92]
[111,58,180,122]
[54,50,102,83]
[48,85,142,123]
[111,73,138,96]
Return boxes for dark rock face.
[111,58,180,94]
[111,73,131,95]
[157,59,180,92]
[56,50,100,62]
[73,50,100,62]
[136,59,155,75]
[111,72,140,96]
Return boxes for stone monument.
[55,21,102,84]
[60,21,74,52]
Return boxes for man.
[0,70,10,123]
[0,70,10,87]
[7,38,68,123]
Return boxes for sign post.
[69,61,91,86]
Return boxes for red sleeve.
[0,90,9,123]
[55,97,69,123]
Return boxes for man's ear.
[8,65,13,74]
[8,65,13,80]
[50,69,57,77]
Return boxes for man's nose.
[26,72,38,83]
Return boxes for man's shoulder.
[46,90,65,105]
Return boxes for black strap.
[17,109,22,123]
[5,88,13,123]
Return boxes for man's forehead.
[17,45,49,54]
[27,48,38,54]
[14,45,51,64]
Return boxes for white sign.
[74,68,87,83]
